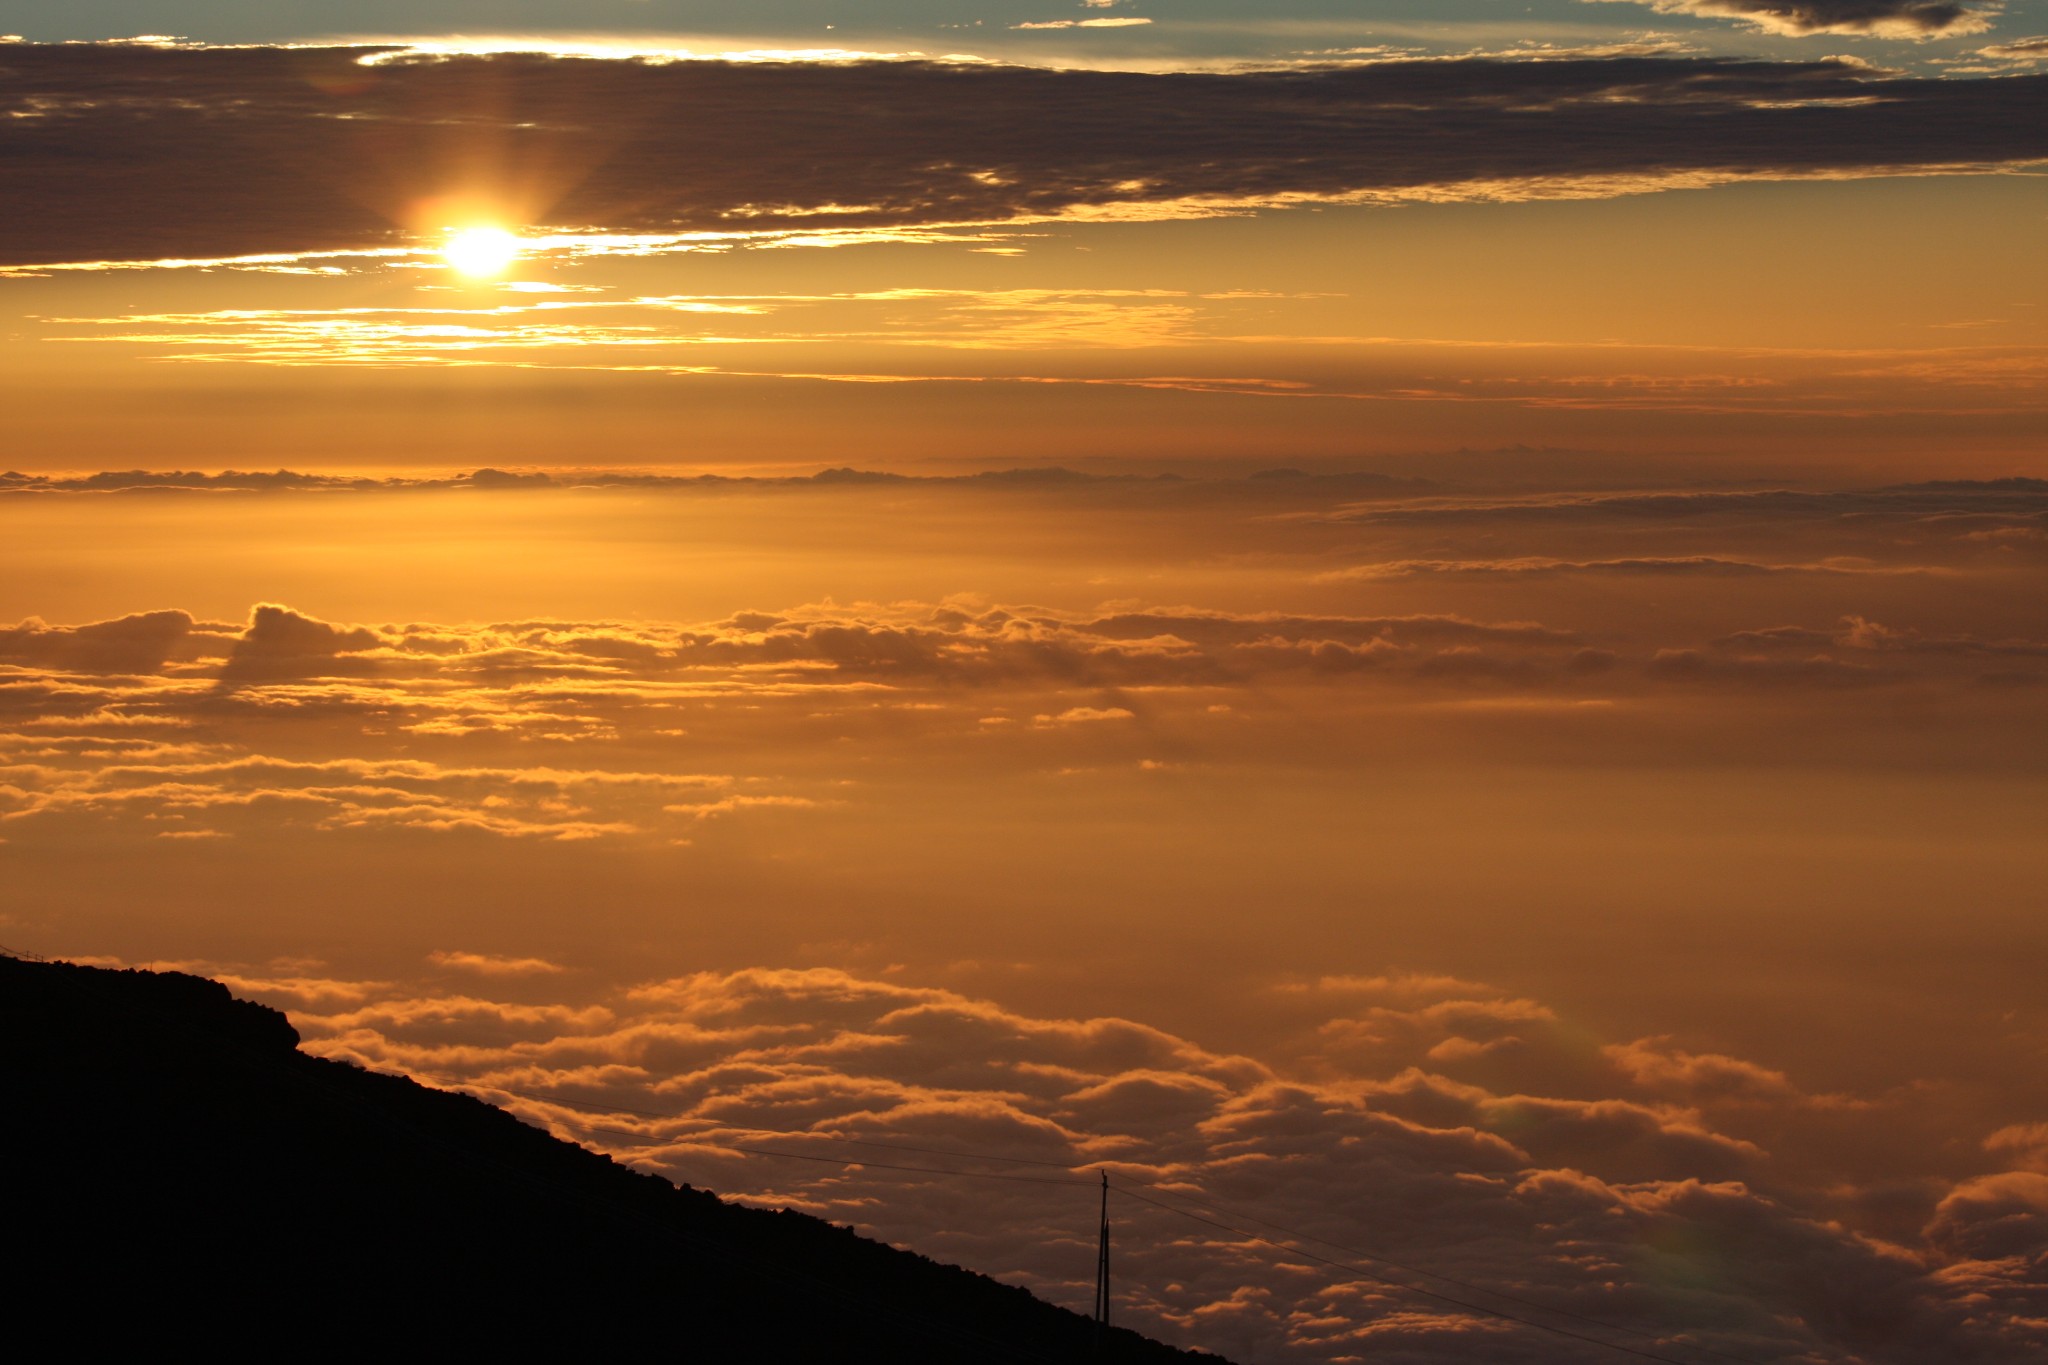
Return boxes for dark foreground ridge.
[1,955,1229,1362]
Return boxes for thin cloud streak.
[30,288,2048,420]
[1588,0,2002,38]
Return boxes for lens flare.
[442,227,522,278]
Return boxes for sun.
[442,226,522,279]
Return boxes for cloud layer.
[5,567,2042,845]
[137,958,2040,1363]
[8,470,2043,1361]
[1,45,2044,265]
[4,473,2041,853]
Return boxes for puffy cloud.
[0,609,225,673]
[1592,0,2000,36]
[1603,1036,1805,1104]
[220,603,381,681]
[1986,1124,2048,1173]
[117,959,2037,1363]
[0,46,2044,266]
[1924,1172,2048,1260]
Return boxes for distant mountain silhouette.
[1,956,1230,1362]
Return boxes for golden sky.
[2,42,2044,475]
[3,21,2046,1364]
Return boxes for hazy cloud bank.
[4,590,2042,844]
[1329,477,2048,526]
[0,466,1222,496]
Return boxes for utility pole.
[1093,1169,1112,1356]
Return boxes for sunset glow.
[2,3,2044,1360]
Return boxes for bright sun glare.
[442,227,522,278]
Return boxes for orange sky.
[3,32,2046,1365]
[6,172,2045,477]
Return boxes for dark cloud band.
[1,45,2044,265]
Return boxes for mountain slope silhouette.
[2,955,1229,1361]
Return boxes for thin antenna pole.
[1094,1170,1112,1353]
